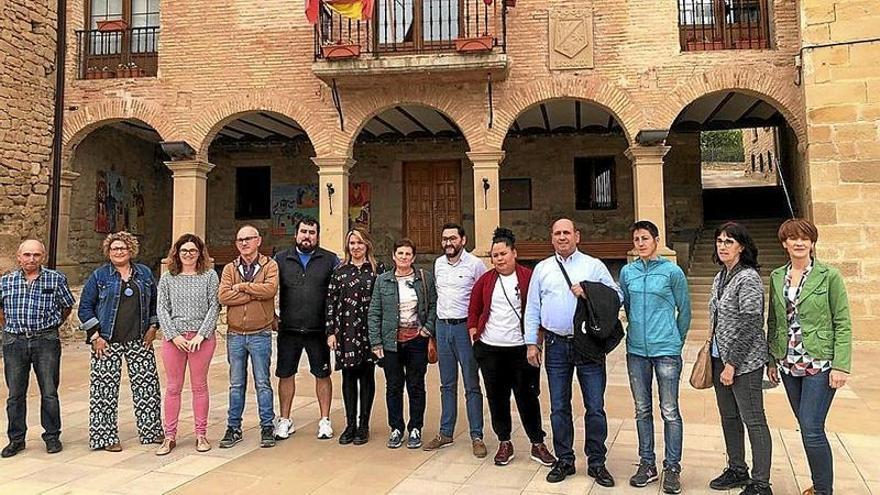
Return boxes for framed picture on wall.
[500,178,532,211]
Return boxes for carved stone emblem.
[549,9,594,70]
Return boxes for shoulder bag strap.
[555,257,574,287]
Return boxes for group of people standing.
[0,215,851,495]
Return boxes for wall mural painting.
[349,181,371,231]
[94,170,146,234]
[271,184,319,236]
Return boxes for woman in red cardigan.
[468,227,556,468]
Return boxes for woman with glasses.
[156,233,220,455]
[326,228,385,445]
[766,219,852,495]
[707,222,773,495]
[369,238,436,450]
[78,231,164,452]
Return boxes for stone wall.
[68,127,173,282]
[800,0,880,337]
[664,131,703,235]
[0,0,56,272]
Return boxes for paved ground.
[1,336,879,495]
[701,169,776,189]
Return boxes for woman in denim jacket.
[78,231,164,452]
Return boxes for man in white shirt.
[524,218,622,487]
[423,223,488,458]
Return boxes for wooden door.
[403,161,461,253]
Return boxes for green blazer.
[368,269,437,351]
[767,260,853,373]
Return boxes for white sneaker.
[274,417,294,440]
[317,417,333,439]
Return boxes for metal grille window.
[574,157,617,210]
[678,0,770,51]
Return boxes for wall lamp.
[326,183,336,214]
[482,178,490,209]
[159,141,196,161]
[635,130,669,146]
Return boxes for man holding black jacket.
[523,219,623,486]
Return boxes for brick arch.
[660,65,806,143]
[344,88,483,155]
[487,76,647,149]
[63,99,181,159]
[190,92,341,158]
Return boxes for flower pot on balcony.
[100,67,115,79]
[96,19,128,32]
[322,43,361,60]
[454,35,494,53]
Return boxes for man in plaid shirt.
[0,239,75,458]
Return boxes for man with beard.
[423,223,488,457]
[274,217,339,440]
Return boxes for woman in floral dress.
[326,228,385,445]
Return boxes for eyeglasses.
[441,237,460,244]
[179,248,200,256]
[236,236,259,244]
[715,238,737,248]
[109,246,129,252]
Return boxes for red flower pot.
[454,35,494,53]
[321,43,361,60]
[96,19,128,32]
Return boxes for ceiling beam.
[702,92,736,126]
[372,115,405,136]
[435,111,462,135]
[225,122,271,139]
[218,128,245,139]
[512,119,521,132]
[575,101,582,130]
[258,112,304,132]
[539,103,551,132]
[236,118,287,138]
[606,115,615,132]
[395,106,433,135]
[737,98,765,122]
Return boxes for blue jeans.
[781,370,836,495]
[437,320,483,439]
[544,332,608,467]
[226,331,275,429]
[626,354,683,469]
[2,330,62,442]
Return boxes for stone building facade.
[0,0,870,333]
[0,0,57,271]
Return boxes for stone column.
[625,145,676,260]
[55,169,81,272]
[312,156,355,256]
[165,160,215,240]
[467,151,505,258]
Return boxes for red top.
[466,264,532,342]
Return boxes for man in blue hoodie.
[619,221,691,495]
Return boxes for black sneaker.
[353,426,369,445]
[219,427,243,449]
[662,466,682,494]
[588,465,616,488]
[710,467,751,490]
[260,426,276,448]
[339,425,356,445]
[45,438,63,454]
[630,462,659,487]
[387,429,403,449]
[739,483,773,495]
[546,461,576,483]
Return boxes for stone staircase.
[686,218,789,343]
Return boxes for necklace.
[395,270,414,277]
[123,279,134,297]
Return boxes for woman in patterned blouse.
[767,219,852,495]
[326,228,385,446]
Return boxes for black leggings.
[342,362,376,428]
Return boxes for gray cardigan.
[709,265,768,375]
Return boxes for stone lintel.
[312,52,509,87]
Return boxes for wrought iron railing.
[315,0,506,60]
[75,27,159,79]
[678,0,770,51]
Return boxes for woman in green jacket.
[766,218,852,495]
[369,238,436,451]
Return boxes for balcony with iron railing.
[74,26,159,79]
[312,0,509,84]
[678,0,771,51]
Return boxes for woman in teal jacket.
[619,220,691,494]
[369,238,436,451]
[766,219,852,495]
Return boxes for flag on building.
[306,0,375,23]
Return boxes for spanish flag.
[306,0,375,23]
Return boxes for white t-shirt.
[397,274,419,328]
[481,273,524,347]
